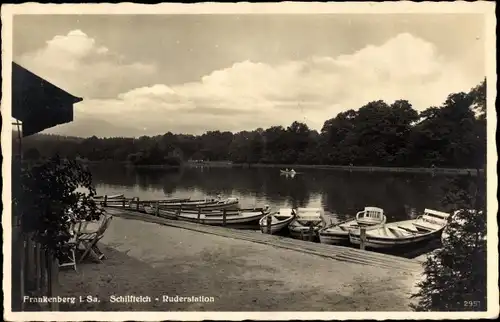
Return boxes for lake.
[90,165,462,223]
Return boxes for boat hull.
[318,230,350,245]
[154,207,267,226]
[259,213,295,234]
[349,219,446,249]
[288,221,324,241]
[318,217,385,245]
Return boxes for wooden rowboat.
[259,208,296,234]
[280,169,297,176]
[349,208,450,249]
[288,208,326,241]
[159,197,239,210]
[319,207,386,245]
[145,205,270,226]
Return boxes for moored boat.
[288,208,326,241]
[349,208,450,249]
[319,207,386,245]
[159,197,239,210]
[152,206,270,226]
[259,208,296,234]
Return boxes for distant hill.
[40,115,145,138]
[14,132,85,143]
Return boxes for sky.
[13,14,485,138]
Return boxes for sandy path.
[58,216,420,311]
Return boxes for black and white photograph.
[1,2,498,320]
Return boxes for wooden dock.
[104,207,423,273]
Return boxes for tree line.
[20,80,486,169]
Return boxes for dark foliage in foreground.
[13,155,104,257]
[20,80,486,168]
[411,173,487,311]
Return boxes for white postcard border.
[1,2,498,320]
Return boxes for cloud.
[16,29,156,98]
[43,32,483,137]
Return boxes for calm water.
[90,165,457,223]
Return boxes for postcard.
[1,2,498,321]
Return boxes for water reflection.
[91,165,456,222]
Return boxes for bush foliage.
[14,155,104,257]
[411,174,487,311]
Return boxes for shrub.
[15,155,104,258]
[411,174,487,311]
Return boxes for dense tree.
[20,81,486,168]
[411,173,486,311]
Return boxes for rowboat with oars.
[259,208,296,234]
[288,208,326,241]
[319,207,387,245]
[349,208,450,249]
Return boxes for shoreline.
[231,163,483,175]
[79,160,483,175]
[57,212,421,311]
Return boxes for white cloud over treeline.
[17,30,484,137]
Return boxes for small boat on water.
[349,208,451,249]
[259,208,296,234]
[280,168,297,175]
[319,207,387,245]
[288,208,326,241]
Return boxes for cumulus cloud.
[16,29,156,98]
[42,32,483,137]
